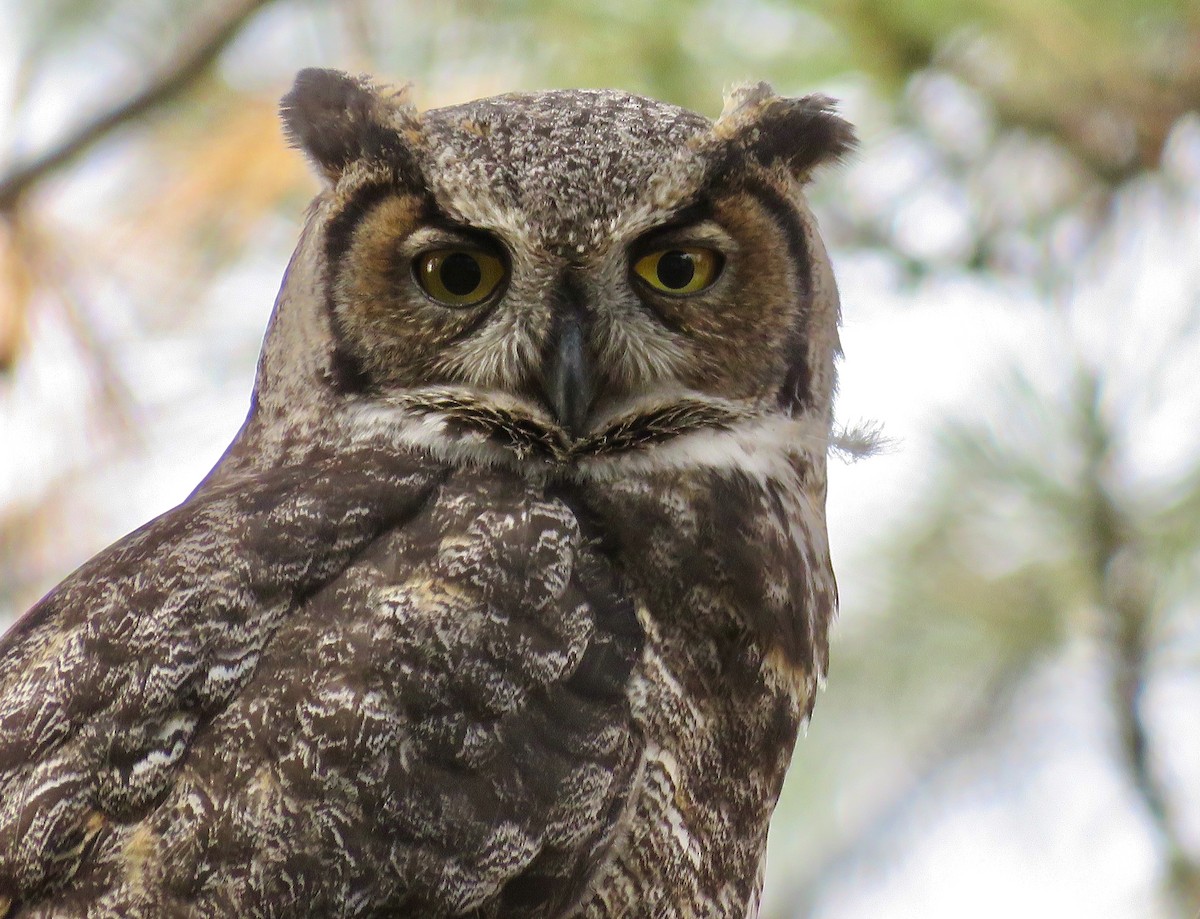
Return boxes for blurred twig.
[0,0,276,215]
[1075,373,1200,914]
[0,220,33,371]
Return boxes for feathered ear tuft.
[714,82,856,181]
[280,68,418,184]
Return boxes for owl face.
[267,71,852,463]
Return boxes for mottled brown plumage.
[0,69,853,917]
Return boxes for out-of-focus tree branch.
[0,0,276,215]
[1074,374,1200,914]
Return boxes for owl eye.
[632,247,722,295]
[414,249,506,307]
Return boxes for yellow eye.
[632,247,722,295]
[414,249,506,307]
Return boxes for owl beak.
[543,310,594,438]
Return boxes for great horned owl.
[0,69,852,917]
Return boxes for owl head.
[230,69,853,475]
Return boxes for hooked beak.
[543,309,593,438]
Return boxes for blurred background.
[1,1,1198,916]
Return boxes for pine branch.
[1075,373,1200,916]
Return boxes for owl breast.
[562,461,828,917]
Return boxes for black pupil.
[440,253,482,297]
[657,250,695,289]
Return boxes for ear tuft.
[280,68,417,184]
[715,82,856,180]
